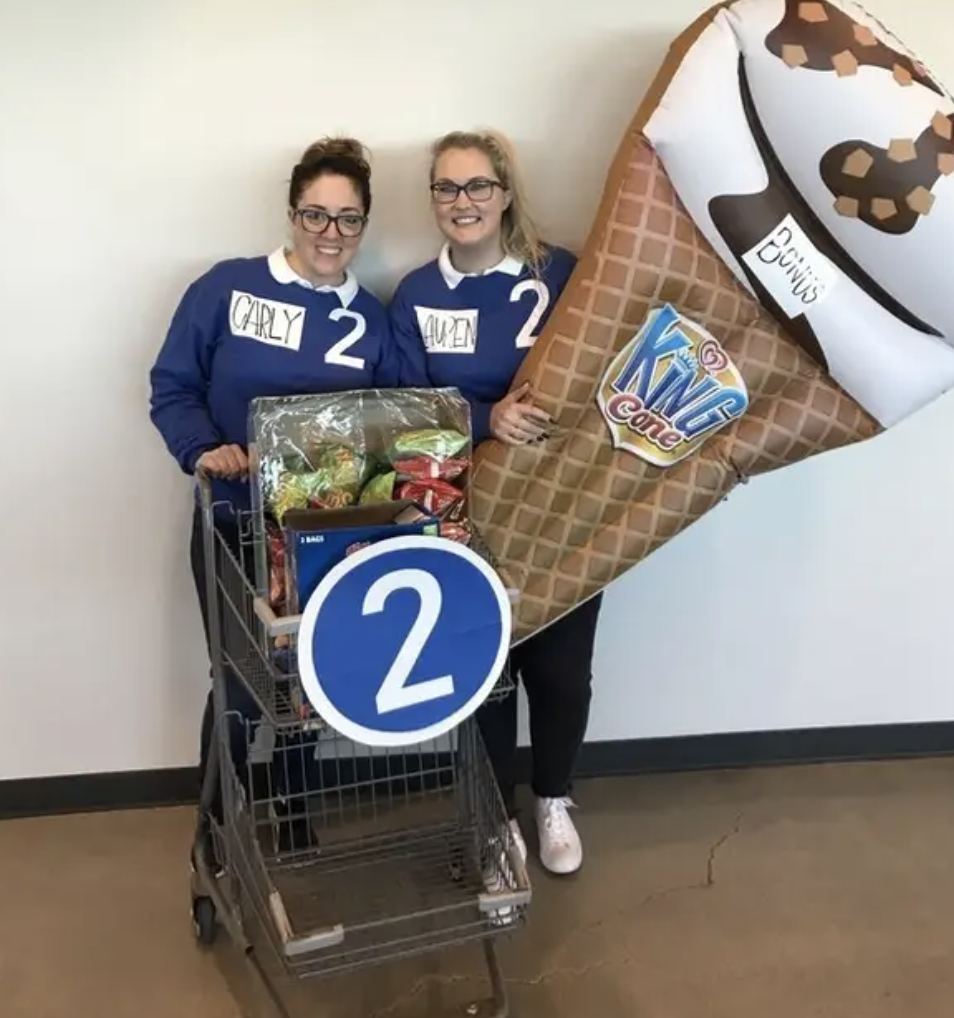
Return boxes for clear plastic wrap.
[248,387,473,612]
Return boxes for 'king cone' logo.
[597,304,749,467]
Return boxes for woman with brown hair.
[149,137,399,871]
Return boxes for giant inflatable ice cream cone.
[470,0,954,643]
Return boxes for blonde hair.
[429,129,548,276]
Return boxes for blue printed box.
[282,501,439,613]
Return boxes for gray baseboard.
[2,721,952,821]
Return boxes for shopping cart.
[188,473,531,1017]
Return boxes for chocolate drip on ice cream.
[821,113,954,235]
[708,59,942,354]
[765,0,942,93]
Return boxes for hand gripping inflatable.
[470,0,954,643]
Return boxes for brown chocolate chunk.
[852,25,878,47]
[906,186,935,215]
[832,50,859,77]
[887,138,917,163]
[842,148,874,178]
[892,64,914,87]
[798,2,828,23]
[782,43,809,68]
[765,0,942,95]
[833,195,860,218]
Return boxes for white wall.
[2,0,953,781]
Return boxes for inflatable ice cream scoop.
[470,0,954,643]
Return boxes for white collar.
[268,248,359,307]
[437,243,524,290]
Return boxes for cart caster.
[192,895,218,946]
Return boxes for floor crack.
[365,972,470,1018]
[367,814,746,1005]
[506,957,612,987]
[706,811,744,887]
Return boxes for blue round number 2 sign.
[297,535,513,747]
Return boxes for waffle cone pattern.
[470,136,879,644]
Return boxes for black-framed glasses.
[293,207,368,238]
[430,177,504,205]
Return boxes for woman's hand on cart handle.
[195,444,249,480]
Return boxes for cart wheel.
[192,895,217,946]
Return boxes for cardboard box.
[282,500,440,612]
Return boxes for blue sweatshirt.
[149,248,398,511]
[389,243,577,443]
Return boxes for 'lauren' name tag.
[415,306,478,354]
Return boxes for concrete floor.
[3,758,954,1017]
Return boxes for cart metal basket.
[189,476,531,1017]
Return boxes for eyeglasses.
[293,207,368,238]
[430,177,504,204]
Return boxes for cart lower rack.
[189,477,531,1017]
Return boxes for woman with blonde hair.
[389,129,602,875]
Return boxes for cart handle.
[195,465,214,510]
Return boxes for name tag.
[229,290,306,351]
[741,215,838,319]
[414,306,478,354]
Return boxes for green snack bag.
[389,428,469,463]
[267,442,367,520]
[359,471,397,505]
[271,473,315,521]
[308,442,367,496]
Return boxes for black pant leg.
[518,594,603,800]
[476,662,521,818]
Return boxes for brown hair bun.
[300,136,370,174]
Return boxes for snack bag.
[265,520,287,610]
[358,471,396,504]
[396,478,462,515]
[268,442,366,520]
[388,428,469,464]
[394,455,469,482]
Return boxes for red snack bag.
[397,478,461,514]
[394,455,469,482]
[440,495,469,523]
[265,522,286,610]
[439,521,472,544]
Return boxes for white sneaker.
[535,797,583,875]
[483,819,528,926]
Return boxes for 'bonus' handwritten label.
[741,214,838,319]
[229,291,306,351]
[415,306,479,354]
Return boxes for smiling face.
[430,146,511,261]
[288,172,367,286]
